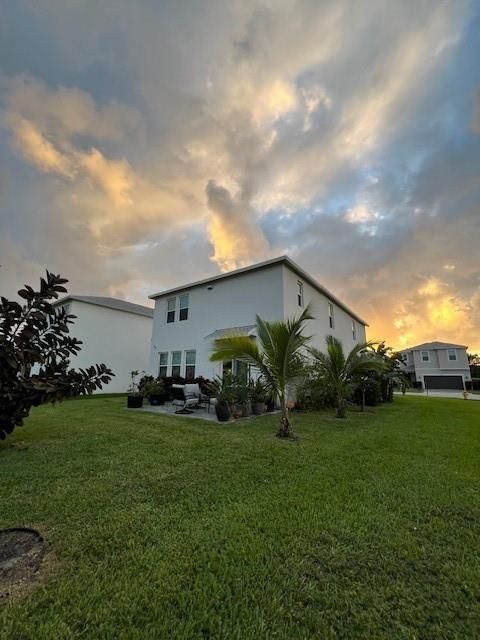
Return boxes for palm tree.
[210,305,314,438]
[310,336,385,418]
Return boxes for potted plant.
[250,378,267,415]
[233,378,250,417]
[127,370,144,408]
[145,379,167,405]
[209,376,233,422]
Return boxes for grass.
[1,397,479,639]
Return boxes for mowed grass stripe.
[1,396,479,639]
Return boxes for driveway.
[398,391,480,401]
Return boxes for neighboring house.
[148,256,368,381]
[399,342,471,390]
[55,296,153,393]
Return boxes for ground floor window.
[222,360,233,377]
[235,359,249,383]
[158,352,168,378]
[171,351,182,377]
[185,350,196,380]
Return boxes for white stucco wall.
[149,265,285,379]
[148,262,367,379]
[67,301,153,393]
[282,265,367,354]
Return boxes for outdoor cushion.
[184,383,201,398]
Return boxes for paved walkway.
[136,403,218,421]
[397,391,480,401]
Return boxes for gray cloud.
[0,0,479,349]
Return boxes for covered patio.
[135,402,219,421]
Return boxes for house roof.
[402,341,468,352]
[55,295,154,318]
[149,255,368,326]
[204,324,256,340]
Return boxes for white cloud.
[1,0,478,351]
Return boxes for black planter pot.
[148,394,166,406]
[252,402,266,415]
[215,401,231,422]
[127,395,144,408]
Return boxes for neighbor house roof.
[204,324,257,340]
[55,295,154,318]
[149,255,368,326]
[402,341,468,352]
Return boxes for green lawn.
[1,397,479,639]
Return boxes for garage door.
[424,375,463,390]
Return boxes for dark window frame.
[297,281,304,307]
[179,294,189,321]
[158,352,168,378]
[328,302,334,329]
[171,350,182,377]
[185,350,196,380]
[167,297,176,324]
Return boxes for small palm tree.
[311,336,385,418]
[210,305,314,438]
[368,342,408,402]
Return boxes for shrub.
[353,378,383,407]
[144,379,166,397]
[0,271,113,439]
[296,375,336,411]
[249,378,267,403]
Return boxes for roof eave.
[54,295,153,318]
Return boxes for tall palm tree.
[210,305,313,438]
[310,336,385,418]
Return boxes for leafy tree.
[210,306,313,438]
[310,336,385,418]
[0,271,114,439]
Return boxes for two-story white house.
[148,256,367,381]
[55,296,154,393]
[399,341,471,390]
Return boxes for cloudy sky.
[1,0,479,350]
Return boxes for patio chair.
[185,383,214,413]
[171,384,199,414]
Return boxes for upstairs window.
[297,281,304,307]
[158,352,168,378]
[179,294,189,321]
[171,351,182,377]
[328,302,335,329]
[167,298,176,323]
[421,351,430,362]
[185,350,196,380]
[352,320,356,341]
[447,349,457,361]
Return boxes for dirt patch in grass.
[0,528,46,601]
